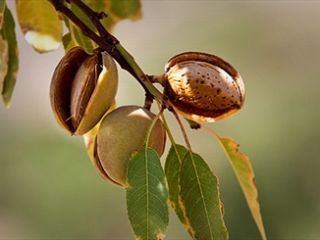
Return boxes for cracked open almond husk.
[163,52,245,123]
[50,46,118,135]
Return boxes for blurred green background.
[1,1,320,239]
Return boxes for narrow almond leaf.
[0,34,8,94]
[0,6,18,107]
[15,0,62,52]
[64,16,94,54]
[62,33,77,53]
[62,0,142,51]
[101,0,142,31]
[80,0,114,30]
[180,147,228,240]
[70,2,96,32]
[219,137,267,240]
[109,0,142,20]
[0,0,5,29]
[126,148,169,240]
[164,144,188,224]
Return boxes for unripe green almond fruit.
[94,105,166,187]
[50,46,118,135]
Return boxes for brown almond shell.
[50,47,89,133]
[164,52,245,122]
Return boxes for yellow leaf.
[16,0,62,52]
[219,137,267,240]
[0,34,8,93]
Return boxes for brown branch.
[49,0,143,86]
[70,0,117,44]
[50,0,111,50]
[144,92,154,110]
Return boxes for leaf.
[94,0,142,31]
[64,17,94,54]
[0,0,5,29]
[61,0,142,52]
[219,137,267,240]
[0,35,8,94]
[164,144,188,224]
[15,0,62,52]
[62,33,77,53]
[0,6,18,107]
[126,148,169,240]
[109,0,142,20]
[179,148,228,240]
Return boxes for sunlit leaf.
[164,144,188,224]
[87,0,142,31]
[62,33,77,53]
[109,0,142,20]
[0,0,5,29]
[179,146,228,240]
[0,0,7,94]
[0,6,18,107]
[126,148,169,240]
[0,35,8,94]
[15,0,62,52]
[64,15,94,54]
[219,137,267,240]
[61,0,142,52]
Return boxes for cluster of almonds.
[50,47,245,187]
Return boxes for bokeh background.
[1,1,320,239]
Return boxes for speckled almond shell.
[164,52,245,122]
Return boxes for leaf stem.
[71,0,114,42]
[160,112,176,146]
[145,106,165,149]
[171,109,192,152]
[201,124,220,141]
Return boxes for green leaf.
[61,0,142,52]
[179,147,228,240]
[219,137,267,240]
[62,33,77,53]
[0,35,8,94]
[109,0,142,20]
[64,15,94,54]
[0,6,18,107]
[164,144,188,224]
[126,148,169,240]
[101,0,142,31]
[0,0,5,29]
[15,0,62,52]
[80,0,113,30]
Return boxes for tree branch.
[70,0,117,44]
[49,0,144,87]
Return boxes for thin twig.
[70,0,116,44]
[201,124,220,141]
[144,92,154,111]
[145,106,165,149]
[170,108,193,152]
